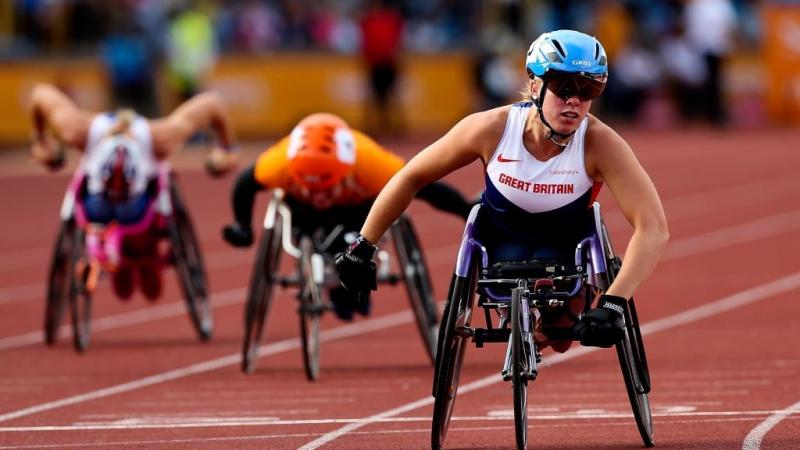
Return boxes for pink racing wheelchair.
[44,163,212,352]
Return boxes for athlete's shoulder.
[585,114,629,154]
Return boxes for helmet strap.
[532,79,575,149]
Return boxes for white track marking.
[0,287,246,350]
[426,209,800,268]
[0,309,414,423]
[662,210,800,260]
[298,272,800,449]
[0,283,42,305]
[0,409,792,432]
[742,399,800,450]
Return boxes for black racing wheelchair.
[241,189,439,380]
[431,202,653,449]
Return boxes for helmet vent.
[552,39,567,58]
[545,51,563,63]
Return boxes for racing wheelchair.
[44,163,212,352]
[431,203,653,449]
[241,188,439,380]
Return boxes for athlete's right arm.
[28,83,94,166]
[359,110,498,243]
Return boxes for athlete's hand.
[205,147,238,177]
[334,235,378,306]
[222,222,253,247]
[574,294,626,348]
[30,134,65,172]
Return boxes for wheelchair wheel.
[298,236,323,381]
[241,214,283,373]
[391,215,438,364]
[601,217,654,446]
[168,182,213,341]
[431,267,476,450]
[68,228,91,353]
[511,287,529,450]
[617,328,655,447]
[45,218,78,345]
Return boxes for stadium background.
[0,0,798,144]
[2,1,800,449]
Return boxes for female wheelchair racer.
[30,83,238,351]
[335,30,669,448]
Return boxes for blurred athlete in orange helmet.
[222,112,471,320]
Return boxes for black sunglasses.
[545,71,608,102]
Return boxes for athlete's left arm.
[150,91,239,174]
[587,119,669,299]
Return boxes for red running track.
[0,128,799,449]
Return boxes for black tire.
[617,330,655,447]
[391,215,438,364]
[601,218,654,447]
[241,214,283,374]
[68,228,91,353]
[511,287,529,450]
[431,267,476,450]
[169,182,213,341]
[298,236,322,381]
[45,218,78,345]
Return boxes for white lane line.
[297,272,800,449]
[0,248,250,306]
[0,287,247,350]
[0,309,415,423]
[662,210,800,260]
[742,399,800,450]
[0,409,793,432]
[0,283,42,305]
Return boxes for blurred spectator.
[166,1,217,104]
[101,6,158,116]
[659,23,707,122]
[360,0,404,135]
[607,34,663,121]
[684,0,738,125]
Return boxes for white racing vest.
[82,112,156,196]
[485,103,594,213]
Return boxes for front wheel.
[45,218,78,345]
[391,215,438,364]
[298,237,323,381]
[169,182,212,341]
[241,214,283,374]
[511,287,529,450]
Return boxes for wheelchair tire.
[298,236,322,381]
[241,214,283,374]
[431,268,476,450]
[45,218,78,345]
[617,329,655,447]
[169,182,213,341]
[391,215,438,364]
[511,287,529,450]
[601,218,654,447]
[68,228,91,353]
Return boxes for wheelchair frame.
[431,202,654,450]
[44,164,212,352]
[240,189,439,380]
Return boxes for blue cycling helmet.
[525,29,608,79]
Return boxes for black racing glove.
[574,294,626,348]
[222,223,254,247]
[334,235,378,305]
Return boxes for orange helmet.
[287,113,355,192]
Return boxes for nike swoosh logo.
[496,154,522,163]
